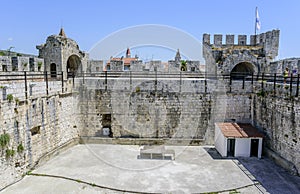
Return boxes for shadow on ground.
[238,157,300,194]
[204,147,300,194]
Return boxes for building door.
[227,139,235,157]
[251,139,259,157]
[102,114,112,137]
[50,63,57,78]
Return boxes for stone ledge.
[79,137,204,146]
[33,138,80,169]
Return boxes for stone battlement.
[203,29,280,47]
[203,29,280,76]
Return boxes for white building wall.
[258,138,263,158]
[214,124,227,157]
[235,138,251,157]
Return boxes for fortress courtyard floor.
[1,144,300,194]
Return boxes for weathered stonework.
[269,58,300,75]
[0,81,81,189]
[1,28,300,191]
[0,56,44,72]
[252,95,300,174]
[203,30,280,76]
[36,29,88,79]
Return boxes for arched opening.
[50,63,57,78]
[67,55,81,78]
[230,62,255,79]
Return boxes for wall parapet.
[203,29,280,47]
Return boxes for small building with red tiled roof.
[105,48,139,71]
[215,122,264,158]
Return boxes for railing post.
[61,71,64,93]
[229,74,232,93]
[296,74,299,97]
[273,73,276,96]
[24,71,28,100]
[105,71,107,91]
[45,71,49,96]
[130,71,132,90]
[155,69,157,92]
[180,71,182,92]
[290,73,293,97]
[251,72,254,93]
[72,72,75,88]
[261,73,264,92]
[83,71,85,85]
[204,78,207,94]
[242,75,245,90]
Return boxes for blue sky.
[0,0,299,62]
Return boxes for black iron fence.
[0,71,64,100]
[76,71,300,97]
[0,71,299,100]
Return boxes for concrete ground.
[237,157,300,194]
[1,144,299,193]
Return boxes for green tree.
[180,60,187,71]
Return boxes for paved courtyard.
[1,144,299,193]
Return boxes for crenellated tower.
[202,30,280,77]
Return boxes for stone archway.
[67,55,81,77]
[50,63,57,78]
[230,62,255,79]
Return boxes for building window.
[191,67,195,72]
[2,87,7,100]
[124,65,130,71]
[2,65,7,72]
[11,57,18,71]
[29,58,35,71]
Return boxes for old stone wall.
[0,56,44,72]
[0,72,299,190]
[252,95,300,174]
[77,77,214,140]
[269,58,300,74]
[0,81,80,189]
[75,74,299,174]
[37,34,88,80]
[203,30,280,76]
[76,75,252,144]
[0,78,62,101]
[87,60,103,72]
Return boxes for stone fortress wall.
[203,30,280,76]
[0,79,81,189]
[0,56,44,72]
[76,73,299,174]
[0,28,299,189]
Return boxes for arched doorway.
[67,55,81,78]
[50,63,57,78]
[230,62,255,79]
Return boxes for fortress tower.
[202,30,280,77]
[36,28,88,79]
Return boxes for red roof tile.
[106,57,138,66]
[217,123,264,138]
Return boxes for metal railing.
[0,71,64,100]
[0,71,299,100]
